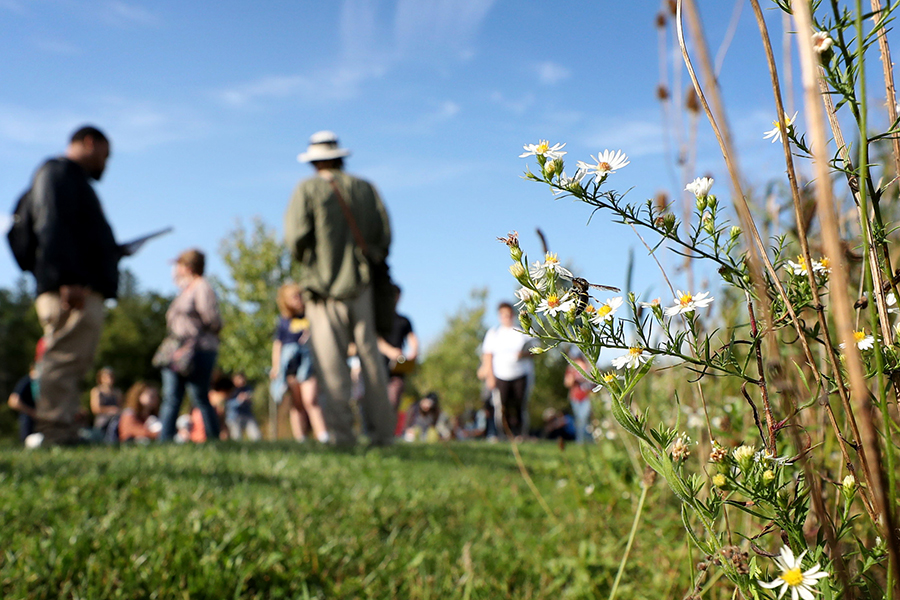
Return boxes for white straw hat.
[297,130,352,163]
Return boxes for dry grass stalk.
[791,0,900,590]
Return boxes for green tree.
[215,217,297,384]
[92,269,171,392]
[412,290,488,417]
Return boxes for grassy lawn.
[0,440,691,599]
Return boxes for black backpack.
[7,188,36,273]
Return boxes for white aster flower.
[553,167,588,194]
[514,287,537,308]
[754,449,791,467]
[529,252,573,283]
[812,31,833,54]
[811,256,831,276]
[853,330,875,351]
[786,255,810,276]
[764,111,798,144]
[664,290,714,317]
[685,176,714,199]
[590,296,624,325]
[537,293,575,317]
[612,347,649,371]
[887,292,898,314]
[520,140,566,160]
[577,149,630,178]
[758,546,828,600]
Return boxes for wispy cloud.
[0,98,206,153]
[393,0,498,60]
[33,38,80,55]
[0,0,25,14]
[99,0,159,27]
[217,0,498,109]
[490,91,535,116]
[535,61,571,85]
[582,119,665,158]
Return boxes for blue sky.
[1,0,895,348]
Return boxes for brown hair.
[124,381,159,421]
[176,249,205,276]
[96,366,114,385]
[276,283,303,318]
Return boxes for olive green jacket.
[284,170,391,300]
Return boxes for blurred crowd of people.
[7,126,598,449]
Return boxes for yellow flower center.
[628,347,642,357]
[679,293,693,307]
[536,141,549,153]
[854,330,866,343]
[545,252,559,264]
[597,304,612,317]
[603,373,615,383]
[781,568,804,587]
[547,295,560,308]
[819,257,830,269]
[598,161,612,172]
[583,305,596,314]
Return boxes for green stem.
[608,480,649,600]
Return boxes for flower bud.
[733,445,755,472]
[762,470,776,484]
[663,213,677,235]
[729,226,741,240]
[510,246,523,262]
[529,346,546,355]
[517,310,531,330]
[702,212,715,235]
[842,474,857,500]
[695,196,707,212]
[509,263,526,281]
[712,474,727,489]
[706,195,717,211]
[543,158,562,178]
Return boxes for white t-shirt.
[482,325,535,381]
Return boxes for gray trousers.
[305,286,396,446]
[34,291,105,442]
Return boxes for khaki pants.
[306,286,396,446]
[34,291,105,443]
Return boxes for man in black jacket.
[27,125,120,445]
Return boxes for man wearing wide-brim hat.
[284,130,396,446]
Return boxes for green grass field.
[0,441,692,599]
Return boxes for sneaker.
[24,433,44,449]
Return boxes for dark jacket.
[30,158,120,298]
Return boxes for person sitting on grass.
[542,408,576,442]
[90,366,122,437]
[119,382,162,443]
[8,363,39,444]
[225,372,261,441]
[403,392,450,442]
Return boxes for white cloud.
[33,38,80,55]
[490,91,535,116]
[215,64,387,108]
[216,0,498,110]
[0,0,25,14]
[0,98,206,153]
[582,119,665,158]
[99,0,159,27]
[535,61,571,85]
[393,0,498,59]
